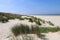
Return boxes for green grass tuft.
[11,24,42,38]
[11,24,30,36]
[0,16,8,23]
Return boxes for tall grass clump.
[47,21,54,26]
[35,19,42,25]
[11,24,30,36]
[11,24,60,39]
[31,25,42,38]
[11,24,43,38]
[29,18,34,22]
[31,25,40,33]
[0,16,8,23]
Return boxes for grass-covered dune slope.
[0,12,54,26]
[0,12,60,40]
[11,24,60,37]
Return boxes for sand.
[45,31,60,40]
[0,19,38,40]
[33,15,60,26]
[17,34,42,40]
[0,19,20,40]
[0,15,60,40]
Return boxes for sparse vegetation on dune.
[0,12,54,26]
[11,24,30,36]
[39,27,60,33]
[47,21,54,26]
[11,24,60,39]
[29,18,34,22]
[0,16,8,23]
[11,24,42,38]
[0,12,24,22]
[0,12,60,40]
[28,17,45,25]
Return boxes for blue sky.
[0,0,60,15]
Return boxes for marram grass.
[11,24,60,36]
[11,24,42,38]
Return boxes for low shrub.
[29,18,34,22]
[47,21,54,26]
[0,16,8,23]
[36,19,41,25]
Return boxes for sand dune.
[0,15,60,40]
[34,15,60,26]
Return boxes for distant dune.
[33,15,60,26]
